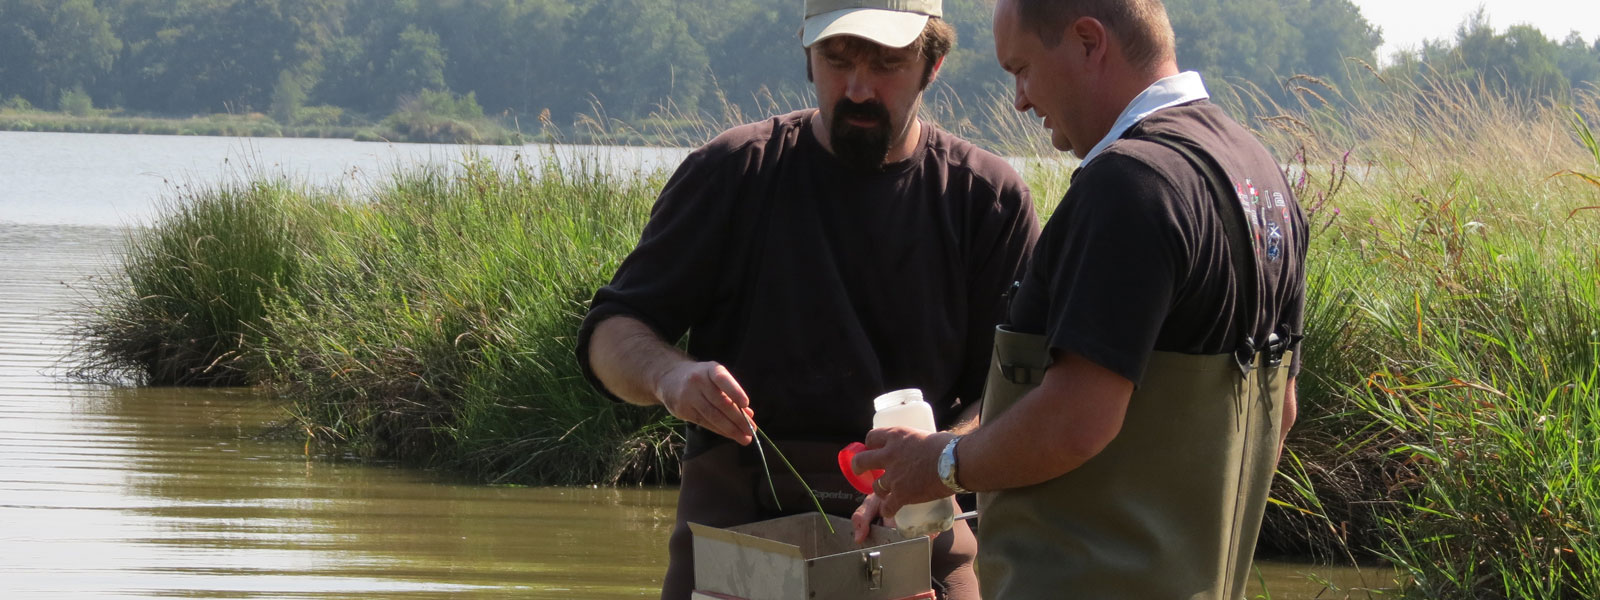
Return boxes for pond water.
[0,132,1386,598]
[0,130,690,227]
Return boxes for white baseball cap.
[802,0,943,49]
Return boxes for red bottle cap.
[837,442,884,495]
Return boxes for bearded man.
[575,1,1039,598]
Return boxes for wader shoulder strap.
[1141,135,1263,375]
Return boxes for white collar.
[1077,71,1209,167]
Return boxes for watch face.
[938,442,955,479]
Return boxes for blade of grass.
[751,424,835,535]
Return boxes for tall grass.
[262,156,677,483]
[1232,71,1600,596]
[75,154,681,484]
[75,178,305,385]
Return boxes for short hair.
[805,17,958,89]
[1011,0,1175,69]
[911,17,958,72]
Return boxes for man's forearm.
[955,354,1133,493]
[950,400,981,435]
[588,315,691,407]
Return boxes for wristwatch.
[937,435,970,494]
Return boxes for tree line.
[1,0,1596,137]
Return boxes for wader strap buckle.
[1234,337,1256,376]
[1003,365,1044,385]
[1262,332,1291,368]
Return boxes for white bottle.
[871,388,956,537]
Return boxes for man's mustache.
[835,100,890,126]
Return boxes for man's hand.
[849,494,898,543]
[655,361,754,446]
[851,428,955,521]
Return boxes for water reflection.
[0,225,674,598]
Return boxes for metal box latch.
[864,551,883,590]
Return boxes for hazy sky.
[1351,0,1600,61]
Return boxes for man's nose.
[1012,80,1031,113]
[846,67,875,103]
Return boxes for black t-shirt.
[1009,101,1307,385]
[577,110,1039,452]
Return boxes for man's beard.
[829,99,894,170]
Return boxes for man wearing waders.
[851,0,1307,598]
[575,1,1040,598]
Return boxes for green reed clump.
[257,155,678,483]
[1230,71,1600,596]
[74,178,307,385]
[76,152,681,483]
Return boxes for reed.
[73,177,307,385]
[1231,72,1600,596]
[261,155,677,483]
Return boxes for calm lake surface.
[0,131,1385,598]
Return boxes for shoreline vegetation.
[0,89,761,148]
[71,74,1600,598]
[1,91,525,146]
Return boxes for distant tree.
[17,0,1582,141]
[685,0,807,120]
[58,86,96,116]
[102,0,336,114]
[1556,32,1600,91]
[935,0,1012,104]
[421,0,577,120]
[270,69,307,125]
[1394,12,1574,100]
[566,0,711,121]
[1286,0,1382,90]
[0,0,121,108]
[1170,0,1299,95]
[385,25,448,103]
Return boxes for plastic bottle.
[871,388,955,537]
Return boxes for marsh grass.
[73,177,306,385]
[259,155,680,483]
[1224,71,1600,596]
[74,152,680,483]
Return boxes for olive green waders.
[974,327,1289,600]
[968,132,1295,599]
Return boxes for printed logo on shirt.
[1232,179,1289,262]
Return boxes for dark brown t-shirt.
[1008,101,1308,385]
[577,110,1039,453]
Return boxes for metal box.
[689,513,933,600]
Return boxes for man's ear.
[805,48,815,83]
[1070,17,1109,64]
[920,55,946,90]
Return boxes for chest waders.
[975,137,1293,600]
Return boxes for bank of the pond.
[0,107,527,145]
[75,80,1600,597]
[0,104,733,148]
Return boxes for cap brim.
[802,8,929,49]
